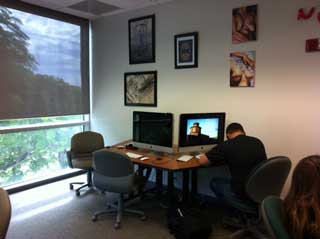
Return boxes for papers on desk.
[126,152,143,159]
[177,155,194,162]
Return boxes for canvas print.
[230,51,255,87]
[124,71,157,106]
[175,32,198,69]
[232,5,257,44]
[129,15,155,64]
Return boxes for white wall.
[91,0,320,196]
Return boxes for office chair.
[261,196,290,239]
[211,156,291,238]
[91,149,147,229]
[0,188,11,239]
[67,131,104,196]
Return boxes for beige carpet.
[7,175,233,239]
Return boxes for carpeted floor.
[7,175,234,239]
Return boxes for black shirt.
[205,134,267,196]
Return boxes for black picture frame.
[128,15,155,64]
[174,32,198,69]
[124,71,157,107]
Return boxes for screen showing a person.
[179,113,225,147]
[133,112,173,147]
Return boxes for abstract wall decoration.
[124,71,157,106]
[232,5,257,44]
[230,51,255,87]
[128,15,155,64]
[174,32,198,69]
[297,7,320,23]
[306,38,320,52]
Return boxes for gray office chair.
[261,196,290,239]
[0,188,11,239]
[213,156,291,238]
[91,149,147,229]
[67,131,104,196]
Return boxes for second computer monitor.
[178,112,226,153]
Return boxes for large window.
[0,2,90,188]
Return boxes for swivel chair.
[211,156,291,238]
[261,196,290,239]
[91,149,147,229]
[67,131,104,196]
[0,188,11,239]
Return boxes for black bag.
[167,206,212,239]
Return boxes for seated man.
[199,122,267,199]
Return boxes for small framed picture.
[174,32,198,69]
[128,15,155,64]
[124,71,157,107]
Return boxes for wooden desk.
[112,145,201,204]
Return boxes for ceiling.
[21,0,173,19]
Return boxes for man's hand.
[198,154,210,166]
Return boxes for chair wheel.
[92,215,98,222]
[70,184,74,190]
[140,215,147,221]
[75,191,80,197]
[114,222,120,229]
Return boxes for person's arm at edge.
[199,154,210,166]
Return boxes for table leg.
[191,168,198,203]
[156,169,163,199]
[167,171,174,206]
[182,170,190,203]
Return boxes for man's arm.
[198,143,226,166]
[198,154,210,166]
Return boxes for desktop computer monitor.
[178,112,226,153]
[132,111,174,154]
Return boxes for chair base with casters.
[69,170,93,196]
[225,212,269,239]
[91,193,146,229]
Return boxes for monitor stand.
[147,150,176,158]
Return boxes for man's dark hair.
[226,123,245,134]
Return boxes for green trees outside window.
[0,124,83,187]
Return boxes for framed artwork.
[232,5,257,44]
[230,51,256,87]
[124,71,157,107]
[128,15,155,64]
[174,32,198,69]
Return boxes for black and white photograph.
[124,71,157,106]
[129,15,155,64]
[175,32,198,69]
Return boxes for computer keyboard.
[126,152,143,159]
[177,155,194,162]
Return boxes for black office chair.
[212,156,291,238]
[91,149,147,229]
[67,131,104,196]
[261,196,290,239]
